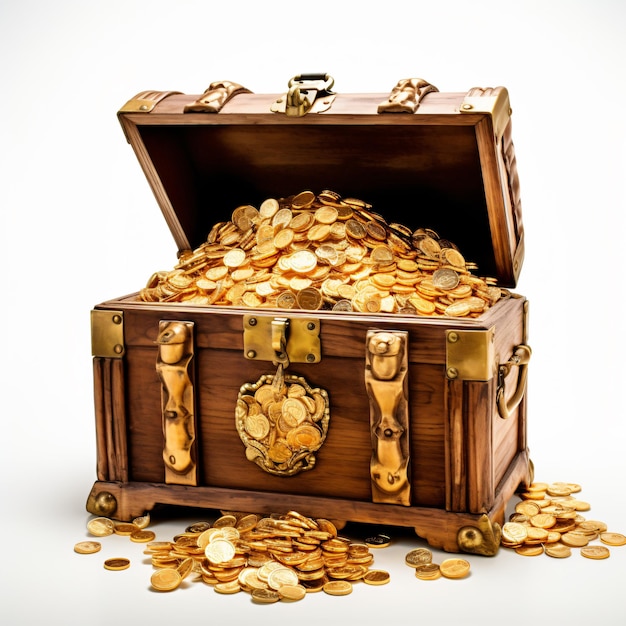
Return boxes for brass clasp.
[271,74,336,116]
[496,344,532,420]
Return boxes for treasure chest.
[87,74,532,556]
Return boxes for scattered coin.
[151,568,182,591]
[323,580,353,596]
[74,541,101,554]
[600,532,626,546]
[439,558,471,579]
[86,517,115,537]
[103,558,131,571]
[130,530,156,543]
[365,533,391,548]
[581,546,610,560]
[363,569,390,585]
[405,548,433,567]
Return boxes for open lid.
[117,75,524,287]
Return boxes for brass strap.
[118,90,182,113]
[377,77,438,114]
[183,80,251,113]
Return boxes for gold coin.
[151,567,182,591]
[600,532,626,546]
[296,286,323,310]
[74,541,101,554]
[405,548,433,567]
[268,566,300,590]
[259,197,280,219]
[439,558,470,579]
[441,247,465,268]
[365,534,391,548]
[544,543,571,558]
[315,206,339,224]
[274,228,295,249]
[515,501,542,517]
[130,529,156,543]
[444,301,471,317]
[502,522,528,544]
[291,190,316,209]
[363,569,390,585]
[103,558,130,571]
[530,513,556,529]
[272,208,294,229]
[276,290,297,309]
[176,556,195,579]
[366,220,387,241]
[345,219,367,240]
[581,545,610,560]
[87,517,115,537]
[251,588,281,604]
[578,520,608,533]
[414,563,441,580]
[323,580,353,596]
[223,248,247,268]
[561,532,590,547]
[278,584,307,601]
[290,249,317,274]
[114,522,139,536]
[432,268,460,290]
[514,545,544,557]
[205,538,236,564]
[214,581,242,594]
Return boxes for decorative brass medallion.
[236,370,330,476]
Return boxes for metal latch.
[270,74,336,116]
[243,315,321,364]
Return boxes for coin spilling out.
[502,480,624,562]
[140,189,503,318]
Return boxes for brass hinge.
[445,328,496,381]
[270,74,336,116]
[243,316,321,364]
[460,86,512,141]
[91,310,125,358]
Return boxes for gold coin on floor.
[363,569,390,585]
[251,588,281,604]
[103,558,131,571]
[151,568,182,591]
[323,580,353,596]
[581,546,610,560]
[600,532,626,546]
[86,517,115,537]
[130,529,156,543]
[439,558,471,579]
[74,541,101,554]
[544,543,571,558]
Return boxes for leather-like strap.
[184,80,251,113]
[378,78,438,113]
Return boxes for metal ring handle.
[496,344,532,420]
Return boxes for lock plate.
[243,315,321,364]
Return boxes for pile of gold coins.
[79,509,390,600]
[501,481,626,559]
[140,189,502,317]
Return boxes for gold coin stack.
[501,481,626,559]
[141,510,388,598]
[140,189,502,317]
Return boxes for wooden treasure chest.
[87,74,532,556]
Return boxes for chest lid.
[118,74,524,287]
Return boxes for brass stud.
[448,332,459,343]
[447,367,459,379]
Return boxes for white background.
[1,1,625,624]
